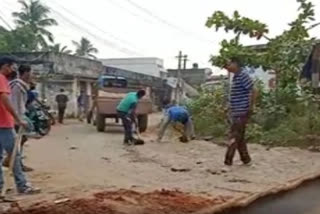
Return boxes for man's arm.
[128,103,138,124]
[250,87,258,113]
[241,73,256,114]
[11,86,24,118]
[0,92,24,125]
[157,114,171,141]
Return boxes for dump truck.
[88,75,152,133]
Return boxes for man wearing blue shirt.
[157,105,195,142]
[117,89,146,145]
[224,58,257,166]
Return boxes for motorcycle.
[36,106,51,136]
[41,99,56,126]
[26,100,53,136]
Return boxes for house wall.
[243,67,276,90]
[38,78,96,117]
[101,57,166,77]
[0,52,103,116]
[7,52,103,77]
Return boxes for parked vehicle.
[41,99,56,125]
[27,100,52,136]
[88,75,152,133]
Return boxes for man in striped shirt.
[224,58,257,166]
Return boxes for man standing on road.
[7,65,37,172]
[0,57,40,195]
[157,105,195,143]
[77,90,89,122]
[55,88,69,124]
[224,58,257,166]
[117,89,146,145]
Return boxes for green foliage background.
[188,0,320,147]
[0,0,98,58]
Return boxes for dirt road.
[4,115,320,213]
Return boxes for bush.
[189,82,320,148]
[187,84,228,137]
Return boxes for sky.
[1,0,320,74]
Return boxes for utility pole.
[175,51,183,104]
[183,55,188,70]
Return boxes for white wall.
[100,58,166,77]
[243,67,275,89]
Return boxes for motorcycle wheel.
[39,120,51,136]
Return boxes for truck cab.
[97,75,128,88]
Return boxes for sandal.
[18,186,41,195]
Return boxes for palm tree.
[12,0,58,49]
[72,37,98,59]
[49,44,72,54]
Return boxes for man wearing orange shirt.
[0,57,40,195]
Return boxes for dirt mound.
[5,189,231,214]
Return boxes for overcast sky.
[1,0,320,73]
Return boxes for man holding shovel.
[224,58,257,166]
[117,89,146,145]
[0,57,40,197]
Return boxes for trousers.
[225,114,251,165]
[0,128,28,191]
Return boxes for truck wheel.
[138,115,148,133]
[96,114,105,132]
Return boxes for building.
[243,67,276,89]
[202,75,229,90]
[0,52,103,116]
[100,57,166,78]
[167,63,212,88]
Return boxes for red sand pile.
[5,189,231,214]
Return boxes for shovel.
[1,127,23,202]
[134,119,145,145]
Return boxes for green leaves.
[188,82,229,136]
[198,0,320,146]
[48,44,72,55]
[10,0,57,50]
[0,26,38,52]
[206,10,269,39]
[210,39,267,69]
[206,0,317,89]
[72,37,99,59]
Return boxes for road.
[226,179,320,214]
[7,114,320,213]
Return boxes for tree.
[206,0,318,88]
[0,26,7,33]
[12,0,58,49]
[49,43,72,54]
[0,26,38,52]
[0,26,9,51]
[72,37,98,59]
